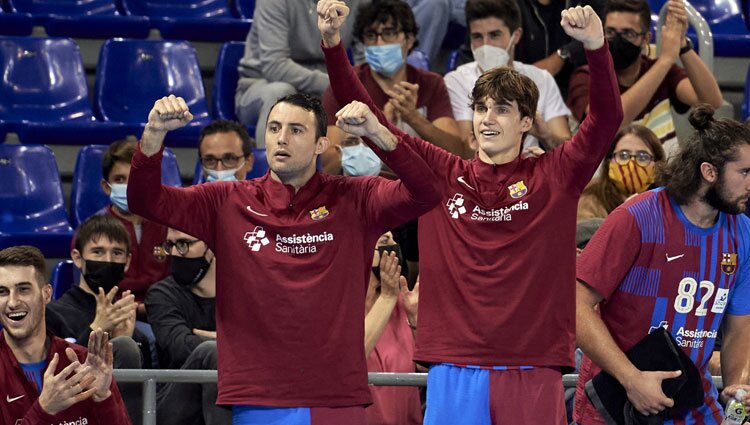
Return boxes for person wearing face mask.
[364,232,421,425]
[100,137,170,307]
[46,214,149,424]
[198,120,255,183]
[444,0,573,156]
[321,0,463,176]
[145,228,229,425]
[577,124,665,221]
[338,132,383,177]
[568,0,723,153]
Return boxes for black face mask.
[171,255,212,287]
[83,260,126,294]
[371,244,403,281]
[608,33,642,70]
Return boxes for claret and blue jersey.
[575,188,750,424]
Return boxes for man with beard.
[145,228,229,425]
[575,104,750,424]
[567,0,722,152]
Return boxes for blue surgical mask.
[365,43,404,77]
[341,144,382,176]
[108,183,129,213]
[205,168,240,182]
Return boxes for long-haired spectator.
[577,124,665,221]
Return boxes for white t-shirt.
[444,60,571,149]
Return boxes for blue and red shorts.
[232,405,366,425]
[423,363,567,425]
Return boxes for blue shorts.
[423,363,567,425]
[232,405,366,425]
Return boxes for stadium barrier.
[113,370,726,425]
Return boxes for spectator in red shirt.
[567,0,722,152]
[364,232,421,425]
[321,0,462,176]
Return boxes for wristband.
[679,38,693,56]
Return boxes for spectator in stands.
[0,245,130,425]
[322,0,462,173]
[575,104,750,424]
[235,0,369,147]
[100,137,170,306]
[198,120,255,182]
[364,232,421,425]
[567,0,723,153]
[514,0,607,97]
[577,124,665,221]
[47,214,147,423]
[444,0,572,155]
[145,228,229,425]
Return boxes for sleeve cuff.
[584,40,612,69]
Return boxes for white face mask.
[472,44,510,72]
[204,160,244,182]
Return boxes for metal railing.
[656,0,714,72]
[113,370,726,425]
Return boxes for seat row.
[0,0,255,42]
[0,143,271,257]
[0,36,249,147]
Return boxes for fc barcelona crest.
[721,252,738,275]
[309,206,330,221]
[507,180,528,199]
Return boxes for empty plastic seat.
[192,147,269,185]
[213,42,256,136]
[70,144,183,227]
[0,36,135,144]
[0,11,33,36]
[0,145,74,257]
[213,42,245,121]
[94,39,211,147]
[9,0,150,38]
[50,260,79,299]
[232,0,254,19]
[119,0,251,42]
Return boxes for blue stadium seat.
[94,39,211,147]
[743,64,750,122]
[232,0,254,19]
[0,36,135,145]
[211,41,257,136]
[213,41,245,121]
[119,0,251,42]
[50,260,79,300]
[648,0,750,57]
[10,0,149,38]
[0,120,6,142]
[192,147,269,185]
[0,144,74,257]
[0,11,33,35]
[70,144,182,227]
[445,49,461,73]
